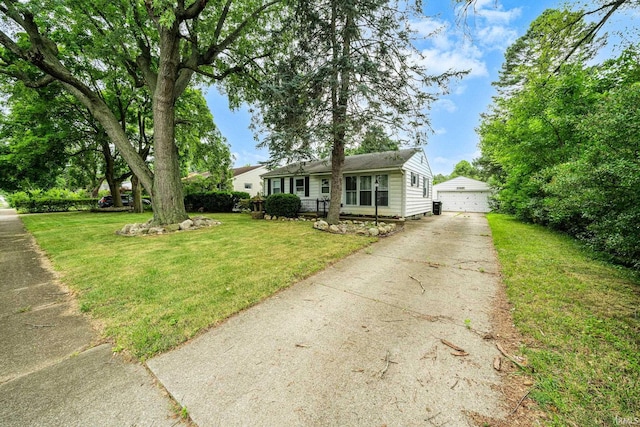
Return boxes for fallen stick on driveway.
[409,275,425,294]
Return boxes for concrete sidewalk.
[148,213,506,426]
[0,209,183,427]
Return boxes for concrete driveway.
[148,212,506,426]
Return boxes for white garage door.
[438,191,491,213]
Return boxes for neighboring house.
[433,176,491,213]
[232,165,267,196]
[261,148,433,218]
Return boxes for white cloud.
[412,18,452,51]
[411,18,445,39]
[410,6,520,81]
[434,99,457,113]
[419,44,488,78]
[452,83,468,95]
[476,25,518,51]
[433,127,447,135]
[470,0,522,25]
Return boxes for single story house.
[433,176,491,213]
[261,148,434,218]
[232,165,267,196]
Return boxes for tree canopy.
[0,0,284,224]
[255,0,463,223]
[478,8,640,268]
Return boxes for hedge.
[265,193,301,218]
[11,197,98,213]
[184,191,250,213]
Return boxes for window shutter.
[267,179,271,195]
[305,176,310,197]
[281,178,285,193]
[289,177,294,194]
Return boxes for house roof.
[261,148,422,178]
[232,165,264,177]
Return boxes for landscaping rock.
[179,219,194,230]
[148,227,164,235]
[312,219,399,237]
[314,220,329,231]
[116,216,221,236]
[167,224,181,232]
[328,224,341,233]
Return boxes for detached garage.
[433,176,491,213]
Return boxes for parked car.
[98,195,152,208]
[98,195,130,208]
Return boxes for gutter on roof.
[262,166,404,178]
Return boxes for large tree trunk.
[101,140,123,207]
[1,7,189,225]
[326,4,352,225]
[150,27,188,225]
[131,173,143,213]
[327,141,345,224]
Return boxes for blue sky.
[204,0,635,176]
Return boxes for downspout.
[401,170,406,218]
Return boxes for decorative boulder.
[179,219,194,230]
[314,220,329,231]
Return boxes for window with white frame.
[272,179,281,194]
[423,177,429,197]
[345,176,357,205]
[321,179,330,194]
[359,176,372,206]
[376,175,389,206]
[344,174,389,206]
[295,178,305,196]
[411,172,418,187]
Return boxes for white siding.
[233,166,267,196]
[402,151,433,217]
[262,149,435,218]
[339,172,403,217]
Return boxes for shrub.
[237,199,252,211]
[265,193,301,218]
[8,188,97,213]
[231,191,250,205]
[184,191,235,212]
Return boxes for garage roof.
[433,176,490,192]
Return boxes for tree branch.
[200,0,280,65]
[179,0,209,20]
[554,0,626,72]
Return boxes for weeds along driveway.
[148,212,506,426]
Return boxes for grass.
[487,214,640,426]
[20,212,375,360]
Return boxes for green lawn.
[21,212,375,360]
[487,214,640,426]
